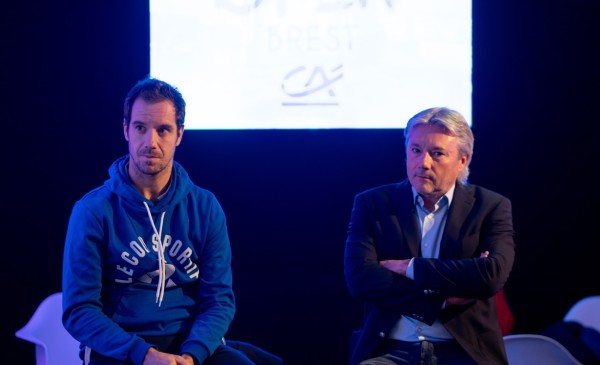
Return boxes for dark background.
[3,1,599,364]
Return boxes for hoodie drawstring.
[143,201,166,307]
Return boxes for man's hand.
[379,259,411,276]
[143,347,194,365]
[181,354,195,365]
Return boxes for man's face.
[123,98,183,178]
[406,124,466,202]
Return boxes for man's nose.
[145,130,159,147]
[419,153,433,168]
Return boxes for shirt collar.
[411,183,456,210]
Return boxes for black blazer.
[344,179,515,365]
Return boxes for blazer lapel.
[394,180,421,257]
[440,183,474,258]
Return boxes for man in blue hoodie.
[62,77,254,365]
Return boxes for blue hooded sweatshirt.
[62,155,235,364]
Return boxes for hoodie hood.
[105,155,193,213]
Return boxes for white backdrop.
[150,0,471,129]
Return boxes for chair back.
[503,334,583,365]
[564,295,600,332]
[15,292,81,365]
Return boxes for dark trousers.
[359,339,477,365]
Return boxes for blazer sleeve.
[344,185,446,323]
[412,186,515,299]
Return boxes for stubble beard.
[131,154,168,177]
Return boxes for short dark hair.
[123,76,186,128]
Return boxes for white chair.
[564,295,600,332]
[15,292,81,365]
[503,334,583,365]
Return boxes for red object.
[495,289,515,336]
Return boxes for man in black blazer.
[344,107,515,365]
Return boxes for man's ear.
[176,126,184,146]
[123,119,129,141]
